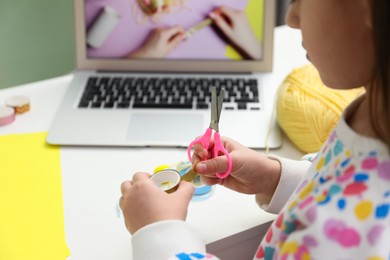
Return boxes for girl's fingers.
[191,144,208,164]
[199,175,220,186]
[195,155,229,174]
[174,181,195,201]
[218,5,236,18]
[132,172,152,183]
[120,180,132,195]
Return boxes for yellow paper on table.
[0,132,70,260]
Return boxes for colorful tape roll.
[151,169,181,194]
[153,162,214,195]
[0,106,16,126]
[177,161,212,194]
[5,96,30,114]
[191,174,213,195]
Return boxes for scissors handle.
[213,132,232,179]
[187,128,213,162]
[187,129,232,179]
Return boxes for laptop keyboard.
[78,76,260,110]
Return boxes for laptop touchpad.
[127,113,204,145]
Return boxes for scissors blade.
[210,87,224,132]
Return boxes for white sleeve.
[256,155,311,214]
[131,220,209,260]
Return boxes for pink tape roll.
[5,96,30,114]
[0,106,15,126]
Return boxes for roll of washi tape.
[151,169,181,194]
[176,161,192,174]
[177,161,213,196]
[191,174,212,195]
[191,186,215,202]
[153,161,213,198]
[87,6,121,48]
[153,164,174,173]
[5,96,30,114]
[0,106,16,126]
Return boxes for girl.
[120,0,390,259]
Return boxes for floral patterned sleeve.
[254,115,390,259]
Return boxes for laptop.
[47,0,282,149]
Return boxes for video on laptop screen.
[84,0,265,61]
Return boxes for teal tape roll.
[177,161,213,197]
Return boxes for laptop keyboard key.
[196,103,208,109]
[79,100,89,108]
[133,101,192,109]
[80,76,261,110]
[91,102,101,108]
[117,101,130,108]
[104,102,114,108]
[237,102,247,110]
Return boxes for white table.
[0,26,308,259]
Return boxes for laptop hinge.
[94,70,252,75]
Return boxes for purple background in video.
[85,0,249,59]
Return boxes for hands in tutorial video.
[127,26,186,58]
[208,6,262,60]
[127,5,262,60]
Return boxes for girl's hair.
[371,0,390,150]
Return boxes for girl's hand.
[120,172,194,234]
[192,137,281,201]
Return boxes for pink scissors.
[187,87,232,179]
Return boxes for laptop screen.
[74,0,275,72]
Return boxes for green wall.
[0,0,75,89]
[0,0,287,90]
